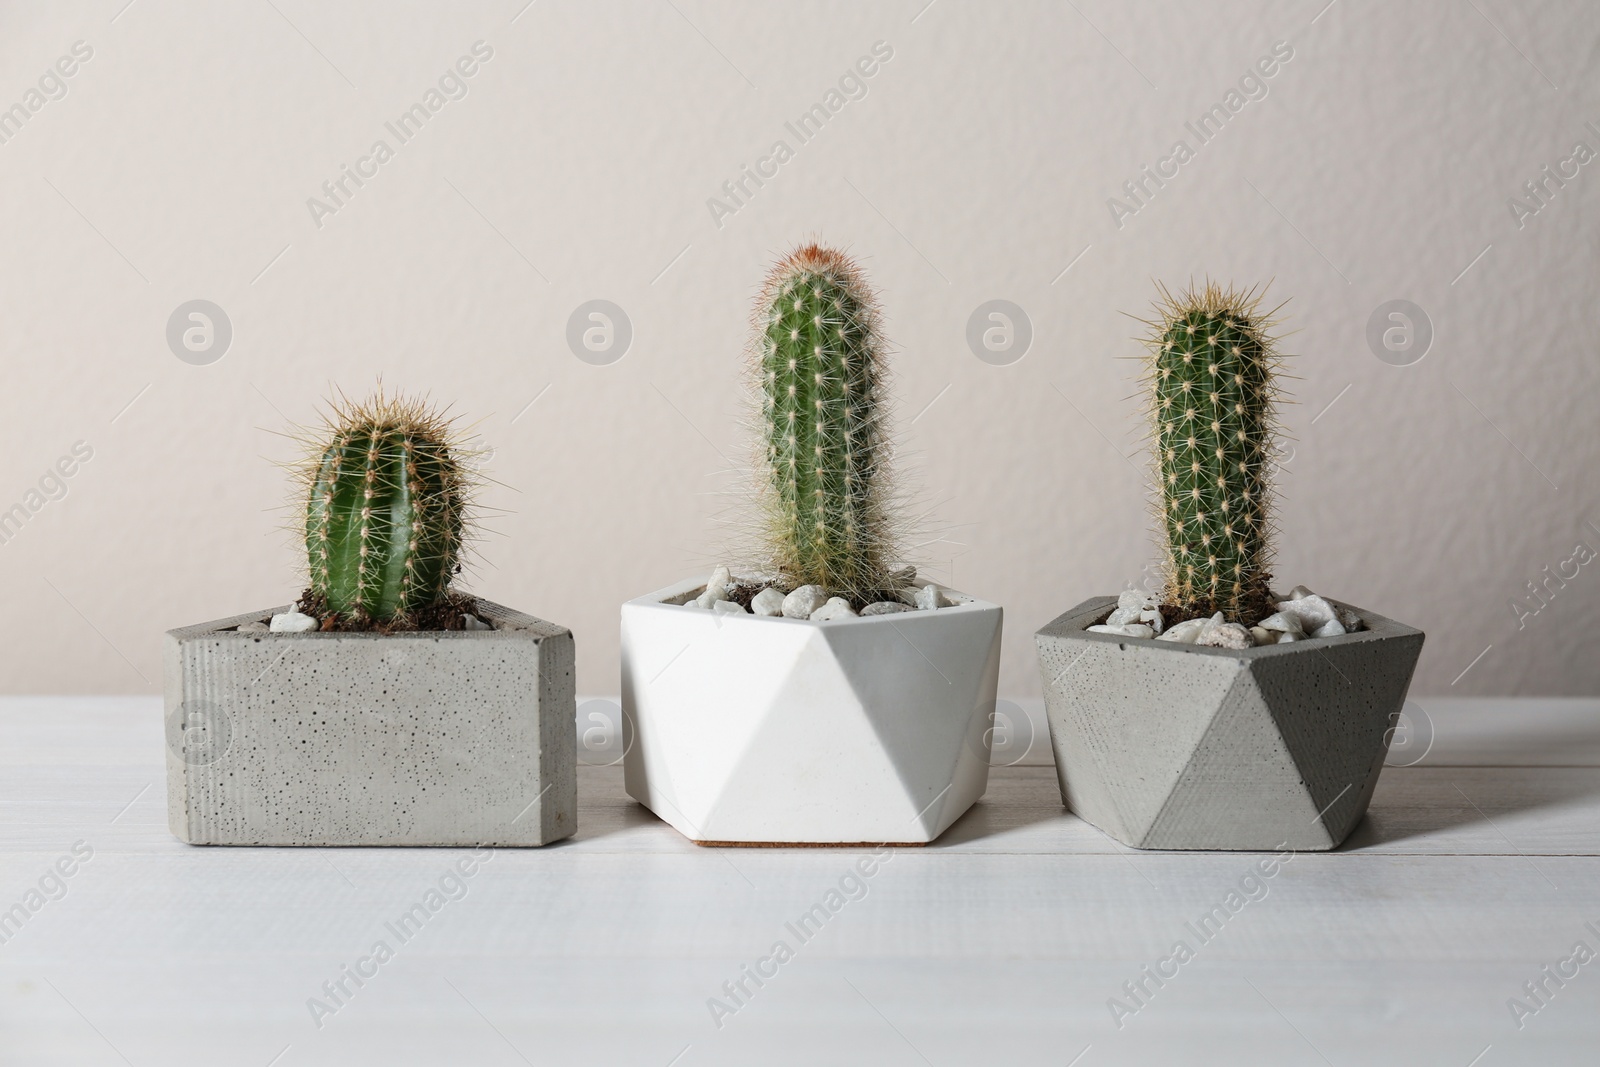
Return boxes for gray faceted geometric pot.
[1035,596,1424,851]
[163,600,575,847]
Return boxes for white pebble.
[914,584,946,611]
[1275,594,1340,633]
[750,588,787,616]
[1310,617,1345,639]
[1156,617,1210,644]
[1087,623,1154,638]
[1276,630,1301,643]
[713,599,747,616]
[1288,585,1315,600]
[861,601,914,616]
[462,614,492,631]
[1108,589,1161,629]
[809,597,857,621]
[1116,589,1149,613]
[695,565,732,609]
[1198,622,1252,649]
[783,585,829,619]
[237,620,270,633]
[270,611,319,633]
[1249,626,1275,646]
[1256,611,1305,636]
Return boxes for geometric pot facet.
[163,599,575,847]
[1035,596,1424,851]
[621,577,1003,845]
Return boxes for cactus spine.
[1144,282,1283,622]
[300,391,472,625]
[755,244,894,603]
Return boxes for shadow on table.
[930,767,1068,848]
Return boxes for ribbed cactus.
[299,390,473,625]
[754,244,895,603]
[1143,282,1284,623]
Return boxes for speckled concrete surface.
[164,600,574,846]
[1036,596,1424,850]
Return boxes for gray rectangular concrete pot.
[620,577,1003,845]
[1035,596,1424,851]
[164,600,575,847]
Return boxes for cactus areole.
[1146,283,1283,624]
[756,245,896,605]
[302,392,470,626]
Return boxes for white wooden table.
[3,697,1598,1066]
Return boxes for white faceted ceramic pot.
[621,577,1003,845]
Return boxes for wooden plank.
[4,698,1600,1065]
[3,846,1597,1064]
[5,701,1600,859]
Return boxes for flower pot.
[1035,596,1424,851]
[164,600,575,847]
[620,577,1003,845]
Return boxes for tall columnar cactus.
[1143,282,1284,623]
[754,244,895,603]
[299,391,473,624]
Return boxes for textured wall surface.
[1,0,1596,697]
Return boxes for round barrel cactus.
[1143,282,1284,622]
[300,391,472,625]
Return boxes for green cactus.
[299,390,473,625]
[1143,282,1284,623]
[754,244,895,603]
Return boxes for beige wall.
[2,0,1597,697]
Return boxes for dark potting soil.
[294,589,485,633]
